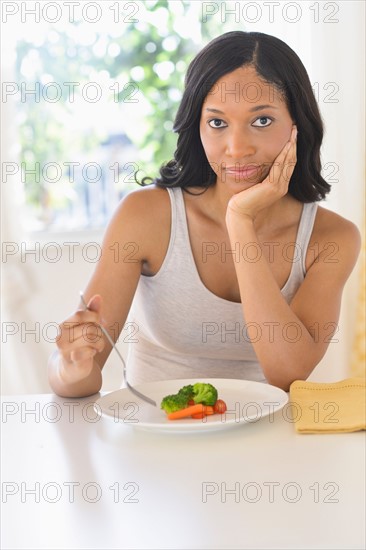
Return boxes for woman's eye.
[252,116,272,127]
[208,119,227,129]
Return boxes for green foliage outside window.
[14,1,225,230]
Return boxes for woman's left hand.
[226,125,297,222]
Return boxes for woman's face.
[199,65,294,193]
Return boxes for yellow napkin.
[289,378,366,433]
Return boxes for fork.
[79,292,157,407]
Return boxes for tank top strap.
[166,186,190,250]
[273,201,318,302]
[297,202,318,276]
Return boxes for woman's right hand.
[56,295,106,385]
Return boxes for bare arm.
[226,210,361,390]
[225,127,361,390]
[48,190,152,397]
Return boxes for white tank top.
[126,187,318,385]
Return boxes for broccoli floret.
[192,383,218,406]
[178,384,194,400]
[160,393,189,414]
[161,382,218,413]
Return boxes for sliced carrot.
[192,405,215,418]
[191,407,215,419]
[167,404,212,420]
[167,404,204,420]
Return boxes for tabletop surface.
[1,391,365,550]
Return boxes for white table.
[1,392,365,549]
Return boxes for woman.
[48,31,360,397]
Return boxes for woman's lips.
[224,165,261,180]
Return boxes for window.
[10,1,222,233]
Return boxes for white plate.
[94,378,288,433]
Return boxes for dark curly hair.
[139,31,330,202]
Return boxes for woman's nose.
[225,130,256,159]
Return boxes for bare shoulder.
[121,184,170,208]
[105,185,171,263]
[309,204,361,276]
[117,185,170,217]
[109,185,170,231]
[315,205,361,248]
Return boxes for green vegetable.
[160,393,190,414]
[177,385,194,400]
[192,383,218,406]
[160,382,218,412]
